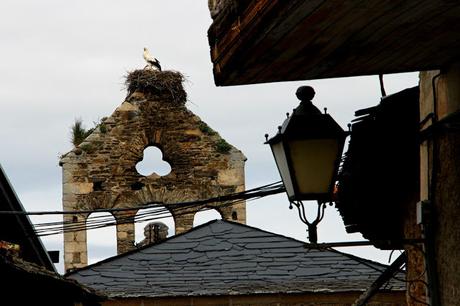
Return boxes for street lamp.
[265,86,347,243]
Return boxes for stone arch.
[135,206,175,246]
[193,207,223,227]
[86,212,117,265]
[217,204,243,222]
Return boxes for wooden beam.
[354,252,407,306]
[208,0,460,86]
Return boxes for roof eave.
[208,0,460,86]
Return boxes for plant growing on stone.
[198,121,217,136]
[79,143,95,153]
[71,118,109,147]
[71,119,93,147]
[99,123,107,134]
[215,139,232,154]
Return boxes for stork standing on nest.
[143,47,162,71]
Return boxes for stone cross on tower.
[60,70,246,272]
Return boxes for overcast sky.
[0,0,418,273]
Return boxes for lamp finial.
[295,86,315,102]
[294,86,321,115]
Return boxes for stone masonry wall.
[419,64,460,305]
[60,71,246,271]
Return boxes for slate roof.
[67,220,405,298]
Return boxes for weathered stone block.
[64,182,93,195]
[116,101,139,112]
[72,252,81,263]
[117,231,128,239]
[217,168,244,186]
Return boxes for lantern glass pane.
[271,141,295,198]
[289,139,339,196]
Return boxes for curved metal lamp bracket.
[289,200,326,243]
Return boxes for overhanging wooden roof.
[208,0,460,86]
[0,164,55,271]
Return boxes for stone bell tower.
[60,69,246,272]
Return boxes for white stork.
[143,47,162,71]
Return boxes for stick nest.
[125,69,187,104]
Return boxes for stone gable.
[60,70,246,271]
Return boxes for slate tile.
[219,261,258,270]
[100,271,141,279]
[255,269,291,276]
[203,250,230,258]
[185,254,210,263]
[258,252,297,258]
[194,241,233,252]
[244,241,301,249]
[224,231,271,239]
[154,241,199,250]
[77,269,100,276]
[131,252,170,261]
[219,254,258,261]
[228,236,289,244]
[185,227,213,239]
[209,221,234,233]
[292,267,333,276]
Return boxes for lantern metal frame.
[265,87,348,243]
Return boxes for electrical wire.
[23,182,285,237]
[37,192,273,237]
[0,181,283,216]
[388,247,429,304]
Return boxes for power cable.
[0,181,283,216]
[35,193,269,237]
[23,182,285,237]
